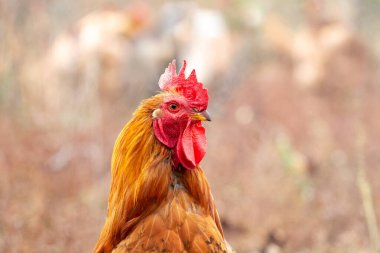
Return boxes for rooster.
[94,60,232,253]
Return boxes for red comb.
[158,60,208,111]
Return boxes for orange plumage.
[93,61,232,253]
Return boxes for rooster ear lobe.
[152,109,162,119]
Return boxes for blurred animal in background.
[165,3,234,84]
[264,0,370,92]
[48,4,150,98]
[22,2,152,129]
[93,60,233,253]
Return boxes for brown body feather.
[94,94,230,253]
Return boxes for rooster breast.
[112,185,229,253]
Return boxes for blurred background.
[1,0,380,252]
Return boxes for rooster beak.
[192,110,211,121]
[201,110,211,121]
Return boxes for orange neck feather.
[93,94,220,253]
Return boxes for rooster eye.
[169,103,179,111]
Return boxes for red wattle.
[176,121,206,170]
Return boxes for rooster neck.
[171,170,186,190]
[170,166,217,215]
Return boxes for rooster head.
[152,60,210,170]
